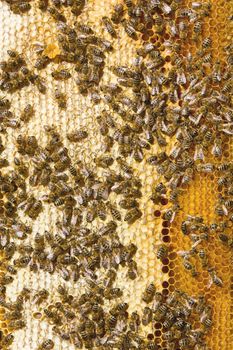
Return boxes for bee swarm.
[0,0,232,349]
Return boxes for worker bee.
[202,37,212,49]
[38,339,54,350]
[38,0,48,11]
[104,287,123,300]
[142,283,156,303]
[2,333,14,346]
[156,244,168,261]
[34,76,47,94]
[33,289,49,305]
[51,69,71,80]
[107,202,121,221]
[122,19,137,39]
[67,130,88,142]
[111,4,124,24]
[124,208,142,224]
[129,311,140,332]
[34,56,51,70]
[0,274,14,285]
[102,16,117,37]
[124,0,133,8]
[107,314,117,330]
[127,259,138,280]
[47,6,66,22]
[19,104,34,123]
[142,306,152,326]
[208,268,223,287]
[54,89,67,109]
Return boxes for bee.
[13,255,31,268]
[54,89,67,109]
[154,303,168,321]
[67,130,88,142]
[163,205,179,223]
[34,76,47,94]
[33,289,49,305]
[107,202,121,221]
[202,37,212,49]
[122,19,137,39]
[6,264,17,275]
[95,155,114,169]
[2,333,14,346]
[116,157,133,176]
[104,287,123,300]
[51,69,71,80]
[38,339,54,350]
[38,0,49,11]
[20,104,35,123]
[34,56,51,70]
[198,249,208,267]
[127,259,138,280]
[102,16,117,37]
[111,4,124,24]
[47,6,66,22]
[4,310,22,320]
[91,91,101,104]
[0,96,11,110]
[0,274,14,285]
[129,311,140,332]
[208,268,223,287]
[142,283,156,303]
[156,244,168,261]
[142,306,152,326]
[8,320,26,330]
[211,140,222,157]
[183,260,193,271]
[124,208,142,224]
[124,0,133,8]
[107,315,117,330]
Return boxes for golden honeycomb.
[0,0,232,349]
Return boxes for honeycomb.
[0,0,232,349]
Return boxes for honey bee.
[124,208,142,224]
[129,311,140,332]
[142,283,156,303]
[34,76,47,94]
[208,268,223,287]
[202,37,212,49]
[107,202,121,221]
[8,320,26,330]
[127,259,138,280]
[2,333,14,346]
[47,6,66,22]
[38,339,54,350]
[54,89,67,109]
[33,289,49,305]
[67,130,88,142]
[107,314,117,330]
[5,264,17,275]
[38,0,49,11]
[34,56,51,70]
[51,69,71,80]
[111,4,124,24]
[0,274,13,285]
[121,19,137,39]
[142,306,152,326]
[19,104,34,123]
[156,244,168,261]
[102,16,117,37]
[103,286,122,300]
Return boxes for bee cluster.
[0,0,232,349]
